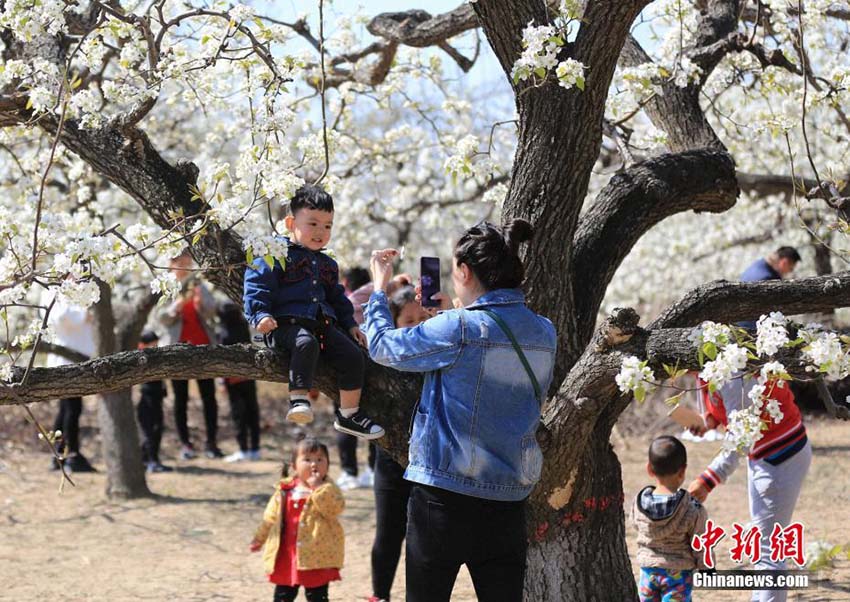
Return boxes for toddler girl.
[251,437,345,602]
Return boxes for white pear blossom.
[803,332,850,380]
[699,344,748,390]
[690,321,734,348]
[755,312,789,356]
[0,361,14,382]
[615,355,656,401]
[149,271,181,301]
[56,279,100,308]
[555,58,585,90]
[723,407,766,453]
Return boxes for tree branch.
[620,35,724,152]
[0,343,423,458]
[367,6,478,49]
[570,148,738,366]
[650,271,850,329]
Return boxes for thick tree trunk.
[526,429,635,600]
[98,389,150,498]
[92,281,150,499]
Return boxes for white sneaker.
[286,401,314,424]
[336,472,360,491]
[358,468,374,488]
[224,450,248,463]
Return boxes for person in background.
[42,285,97,473]
[738,246,801,330]
[136,330,173,473]
[335,266,379,490]
[156,249,222,460]
[218,301,262,462]
[367,285,434,602]
[689,377,810,602]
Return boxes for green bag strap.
[478,308,543,404]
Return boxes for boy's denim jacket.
[365,288,556,501]
[243,238,356,331]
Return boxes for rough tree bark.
[92,281,150,498]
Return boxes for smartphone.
[420,257,441,308]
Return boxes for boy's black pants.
[226,379,260,452]
[269,318,364,392]
[371,447,411,600]
[136,392,163,463]
[405,484,527,602]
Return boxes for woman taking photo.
[364,219,556,602]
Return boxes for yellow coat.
[252,478,345,574]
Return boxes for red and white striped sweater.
[699,379,807,491]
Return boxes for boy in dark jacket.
[137,330,172,473]
[243,185,383,440]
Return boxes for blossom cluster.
[510,5,586,91]
[615,356,656,402]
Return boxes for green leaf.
[25,96,33,110]
[697,346,705,367]
[547,35,564,46]
[673,368,689,380]
[534,67,547,79]
[703,342,717,361]
[634,388,646,403]
[192,231,202,246]
[263,254,274,269]
[664,392,684,407]
[663,363,675,377]
[246,247,254,265]
[576,76,585,91]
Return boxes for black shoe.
[204,446,225,459]
[146,462,174,473]
[66,453,97,473]
[333,409,385,440]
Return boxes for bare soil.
[0,384,847,601]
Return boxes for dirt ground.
[0,384,848,601]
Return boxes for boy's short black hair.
[289,184,334,215]
[140,330,159,344]
[343,267,370,291]
[648,436,687,476]
[776,246,801,263]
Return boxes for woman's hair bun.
[503,218,533,252]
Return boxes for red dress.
[268,484,341,587]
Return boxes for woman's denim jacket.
[243,238,356,331]
[365,288,556,501]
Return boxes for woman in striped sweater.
[688,377,811,602]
